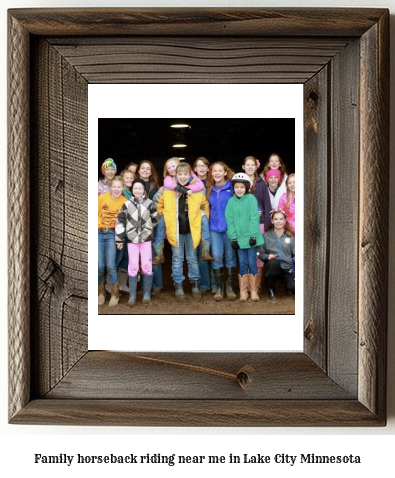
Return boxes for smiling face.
[110,179,123,199]
[128,165,137,177]
[166,160,178,177]
[287,175,295,194]
[132,182,145,198]
[138,162,152,181]
[272,212,286,230]
[211,164,227,185]
[195,160,209,179]
[234,182,247,198]
[122,171,134,188]
[268,174,279,189]
[268,155,281,170]
[176,170,190,186]
[104,167,116,181]
[242,159,257,177]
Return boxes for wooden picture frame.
[8,8,389,426]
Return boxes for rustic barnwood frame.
[8,8,389,426]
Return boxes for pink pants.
[257,223,265,268]
[127,241,152,277]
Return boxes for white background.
[2,0,395,476]
[88,84,304,352]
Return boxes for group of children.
[98,154,296,307]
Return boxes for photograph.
[97,118,297,316]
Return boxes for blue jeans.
[238,247,258,276]
[201,215,211,243]
[153,215,166,247]
[171,233,200,284]
[98,230,122,284]
[210,230,237,270]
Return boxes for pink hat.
[266,169,281,182]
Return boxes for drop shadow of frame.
[8,7,389,426]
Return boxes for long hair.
[206,161,235,198]
[242,155,260,193]
[270,210,294,237]
[162,157,180,179]
[261,153,288,185]
[284,173,295,211]
[136,160,160,195]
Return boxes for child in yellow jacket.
[157,162,209,301]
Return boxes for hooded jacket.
[208,180,233,233]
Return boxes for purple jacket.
[208,180,234,232]
[253,176,272,231]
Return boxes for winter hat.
[265,169,281,183]
[101,158,117,175]
[131,178,146,196]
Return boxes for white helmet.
[231,172,252,185]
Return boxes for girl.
[206,161,236,301]
[257,209,295,299]
[261,153,289,208]
[136,160,160,200]
[193,156,210,185]
[225,173,265,302]
[98,176,127,307]
[120,169,134,200]
[242,155,272,292]
[98,158,117,196]
[115,179,159,306]
[278,173,295,232]
[152,157,212,264]
[126,162,138,179]
[136,160,163,293]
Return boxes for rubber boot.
[142,274,153,304]
[238,274,249,302]
[109,278,120,307]
[266,276,276,300]
[98,279,106,305]
[174,282,185,302]
[152,242,165,265]
[118,267,129,292]
[257,266,264,294]
[127,275,138,307]
[225,267,237,300]
[201,240,214,261]
[190,279,202,300]
[213,268,224,301]
[248,273,260,302]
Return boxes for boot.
[257,266,264,294]
[201,240,214,261]
[109,278,120,307]
[213,268,224,301]
[248,274,260,302]
[98,279,106,305]
[266,277,276,300]
[225,267,237,300]
[174,282,185,302]
[127,275,138,307]
[152,242,165,265]
[118,267,129,292]
[190,279,202,300]
[142,274,153,304]
[238,274,249,302]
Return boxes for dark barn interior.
[98,118,296,177]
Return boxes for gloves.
[231,239,240,250]
[249,237,257,247]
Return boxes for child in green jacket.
[225,173,265,302]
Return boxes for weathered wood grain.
[7,8,389,426]
[303,67,329,371]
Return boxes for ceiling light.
[178,157,185,161]
[170,123,190,129]
[172,143,187,148]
